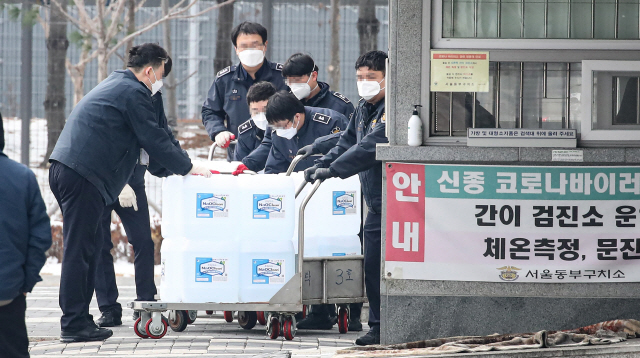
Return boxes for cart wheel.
[338,307,348,334]
[205,310,213,315]
[237,311,257,330]
[145,316,169,339]
[134,317,149,339]
[168,310,188,332]
[283,318,295,340]
[268,317,280,339]
[186,310,197,324]
[223,311,233,323]
[257,311,267,325]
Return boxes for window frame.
[432,0,640,51]
[581,60,640,143]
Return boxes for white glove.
[188,160,213,178]
[119,184,138,211]
[214,131,233,148]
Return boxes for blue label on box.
[195,257,228,282]
[253,194,285,219]
[196,193,229,218]
[332,191,356,215]
[252,259,286,284]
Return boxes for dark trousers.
[95,183,157,313]
[0,295,29,358]
[363,212,381,326]
[49,161,105,331]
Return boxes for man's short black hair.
[282,53,318,78]
[0,110,4,152]
[163,56,172,77]
[127,43,168,71]
[247,82,277,106]
[355,50,388,75]
[231,22,268,47]
[265,91,305,124]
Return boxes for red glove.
[232,164,249,176]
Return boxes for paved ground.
[27,275,364,357]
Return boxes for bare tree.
[49,0,236,104]
[124,0,135,67]
[42,0,69,166]
[357,0,379,55]
[161,0,177,130]
[327,0,340,91]
[213,0,234,74]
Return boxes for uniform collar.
[122,69,153,95]
[302,81,329,107]
[0,151,6,158]
[299,107,315,135]
[237,59,271,82]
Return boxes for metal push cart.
[129,145,367,340]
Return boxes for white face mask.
[238,49,265,67]
[275,118,298,140]
[289,72,317,100]
[252,112,268,131]
[146,67,163,96]
[357,77,385,101]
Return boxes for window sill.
[376,144,640,164]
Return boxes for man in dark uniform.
[233,81,277,164]
[49,43,212,343]
[284,53,354,119]
[304,50,388,346]
[261,91,348,174]
[234,54,355,175]
[94,76,187,327]
[202,21,287,160]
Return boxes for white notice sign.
[552,150,584,162]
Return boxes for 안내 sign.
[430,51,489,92]
[385,163,640,283]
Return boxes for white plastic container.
[238,240,295,302]
[160,237,240,303]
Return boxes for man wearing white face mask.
[260,91,348,174]
[233,81,277,168]
[49,43,212,343]
[202,22,287,161]
[303,51,388,346]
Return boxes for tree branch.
[105,0,128,42]
[165,70,198,89]
[48,0,92,37]
[105,0,235,60]
[169,0,235,20]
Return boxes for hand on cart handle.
[188,160,213,178]
[232,163,249,176]
[296,144,318,160]
[215,132,236,149]
[310,167,335,182]
[303,165,320,183]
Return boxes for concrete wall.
[380,0,640,345]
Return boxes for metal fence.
[0,0,389,217]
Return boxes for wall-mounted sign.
[467,129,577,147]
[552,150,584,162]
[385,163,640,283]
[430,51,489,92]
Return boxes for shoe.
[296,313,335,330]
[61,325,113,343]
[96,310,122,327]
[355,325,380,346]
[348,316,363,332]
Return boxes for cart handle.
[207,140,238,162]
[297,179,323,274]
[286,155,305,176]
[294,180,307,199]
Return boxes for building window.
[581,60,640,142]
[442,0,640,40]
[431,62,582,136]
